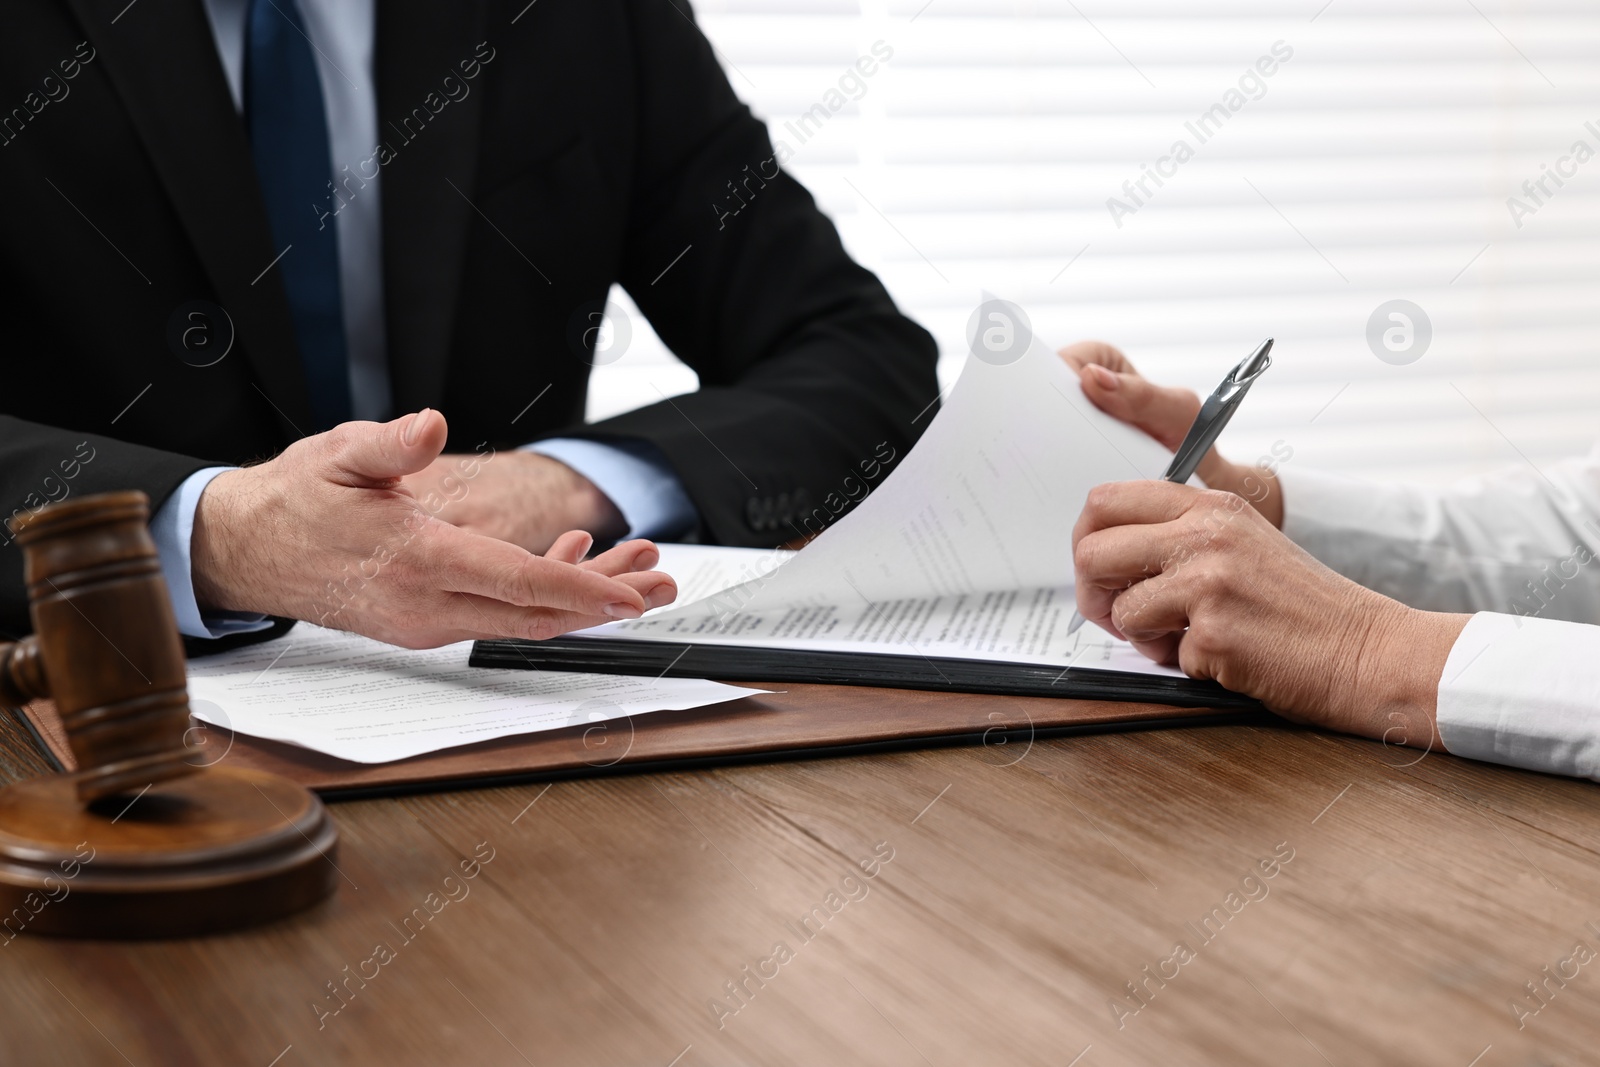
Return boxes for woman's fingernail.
[1090,365,1119,390]
[602,602,643,620]
[403,408,433,446]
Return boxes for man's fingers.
[612,569,677,610]
[424,521,647,617]
[582,539,661,576]
[445,589,678,644]
[321,409,450,487]
[545,530,594,566]
[570,540,675,608]
[419,593,624,645]
[537,534,663,575]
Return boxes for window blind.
[587,0,1600,483]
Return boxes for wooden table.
[3,699,1598,1066]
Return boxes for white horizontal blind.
[588,0,1600,483]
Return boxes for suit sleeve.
[0,415,210,638]
[570,0,939,548]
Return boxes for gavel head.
[5,491,199,803]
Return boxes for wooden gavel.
[0,491,337,938]
[0,491,202,802]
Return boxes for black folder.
[468,637,1262,712]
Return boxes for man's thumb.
[323,409,448,485]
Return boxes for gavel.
[0,491,337,938]
[0,491,201,801]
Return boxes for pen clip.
[1162,339,1273,483]
[1220,338,1273,397]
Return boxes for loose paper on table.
[186,625,763,764]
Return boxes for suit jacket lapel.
[376,0,491,414]
[62,0,317,440]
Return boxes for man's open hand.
[190,409,676,649]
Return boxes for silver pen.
[1066,338,1275,637]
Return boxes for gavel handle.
[0,638,49,707]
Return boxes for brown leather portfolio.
[14,686,1261,799]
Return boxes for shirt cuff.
[524,438,697,541]
[1437,611,1600,781]
[149,467,274,640]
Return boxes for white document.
[185,624,764,764]
[649,542,792,604]
[575,318,1185,678]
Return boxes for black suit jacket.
[0,0,938,637]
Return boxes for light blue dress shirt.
[153,0,695,639]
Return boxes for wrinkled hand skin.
[1072,480,1468,751]
[191,409,675,649]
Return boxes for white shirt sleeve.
[1438,613,1600,781]
[1276,452,1600,779]
[1278,450,1600,622]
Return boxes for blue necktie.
[245,0,352,431]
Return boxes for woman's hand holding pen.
[1059,341,1465,750]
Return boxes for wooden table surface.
[3,700,1599,1066]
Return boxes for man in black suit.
[0,0,937,647]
